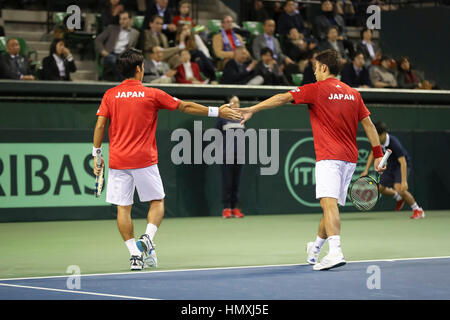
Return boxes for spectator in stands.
[0,38,35,80]
[175,48,205,84]
[301,49,319,85]
[254,47,290,86]
[277,0,310,38]
[283,27,316,72]
[142,45,176,83]
[95,11,139,81]
[101,0,124,29]
[220,46,263,85]
[212,15,245,70]
[172,0,195,28]
[143,0,177,41]
[252,19,295,66]
[397,56,433,90]
[335,0,356,26]
[247,0,270,23]
[340,51,371,88]
[319,26,348,63]
[356,28,381,68]
[41,39,77,81]
[370,55,398,88]
[216,95,245,219]
[143,15,181,68]
[314,0,346,41]
[176,24,216,82]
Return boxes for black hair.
[260,47,273,57]
[375,121,387,135]
[49,38,64,56]
[352,50,365,61]
[380,55,391,63]
[360,27,372,39]
[117,48,144,79]
[327,25,339,34]
[150,14,163,23]
[120,10,132,19]
[315,49,342,76]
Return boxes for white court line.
[0,283,157,300]
[1,255,449,282]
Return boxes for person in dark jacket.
[254,47,289,86]
[41,39,77,81]
[216,95,246,219]
[0,38,34,80]
[396,56,434,90]
[301,49,319,85]
[340,51,371,88]
[220,46,263,85]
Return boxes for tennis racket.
[349,149,392,211]
[94,149,104,198]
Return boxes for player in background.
[238,49,386,270]
[360,121,425,219]
[92,48,242,271]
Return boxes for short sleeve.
[96,93,110,118]
[358,94,371,121]
[289,83,317,105]
[153,88,181,111]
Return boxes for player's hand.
[218,104,243,121]
[360,169,369,177]
[93,156,105,176]
[399,181,408,193]
[374,157,386,174]
[238,107,255,125]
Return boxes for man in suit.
[95,11,140,81]
[41,39,77,81]
[319,26,348,64]
[254,47,289,86]
[221,46,263,85]
[143,0,177,41]
[252,18,294,66]
[0,38,35,80]
[142,15,181,68]
[356,28,381,68]
[277,0,309,37]
[340,52,371,88]
[143,45,176,83]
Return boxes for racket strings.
[350,176,379,211]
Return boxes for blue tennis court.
[1,256,449,300]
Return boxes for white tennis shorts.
[106,164,165,206]
[315,160,356,206]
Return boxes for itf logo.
[284,137,371,207]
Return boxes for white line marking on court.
[0,283,157,300]
[1,255,449,282]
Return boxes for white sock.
[411,202,420,211]
[125,238,141,256]
[393,192,402,201]
[313,236,326,253]
[327,235,342,254]
[145,223,158,242]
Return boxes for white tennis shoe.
[136,234,158,268]
[313,250,346,271]
[129,255,144,271]
[306,242,320,265]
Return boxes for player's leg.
[133,165,167,267]
[221,164,233,218]
[393,183,425,219]
[106,168,143,270]
[380,170,405,211]
[230,164,244,218]
[307,216,327,264]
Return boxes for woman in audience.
[41,38,77,81]
[175,49,206,84]
[397,56,434,90]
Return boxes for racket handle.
[95,149,102,166]
[378,148,392,169]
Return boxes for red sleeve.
[175,65,192,84]
[357,93,371,121]
[154,88,181,111]
[96,92,110,117]
[289,83,317,105]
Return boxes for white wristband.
[208,106,219,117]
[92,147,102,157]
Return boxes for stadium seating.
[133,16,145,30]
[208,19,221,35]
[242,21,263,37]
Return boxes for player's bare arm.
[93,115,107,176]
[177,100,242,121]
[360,116,386,173]
[239,92,294,125]
[398,156,409,192]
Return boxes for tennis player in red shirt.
[92,48,242,270]
[239,50,386,270]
